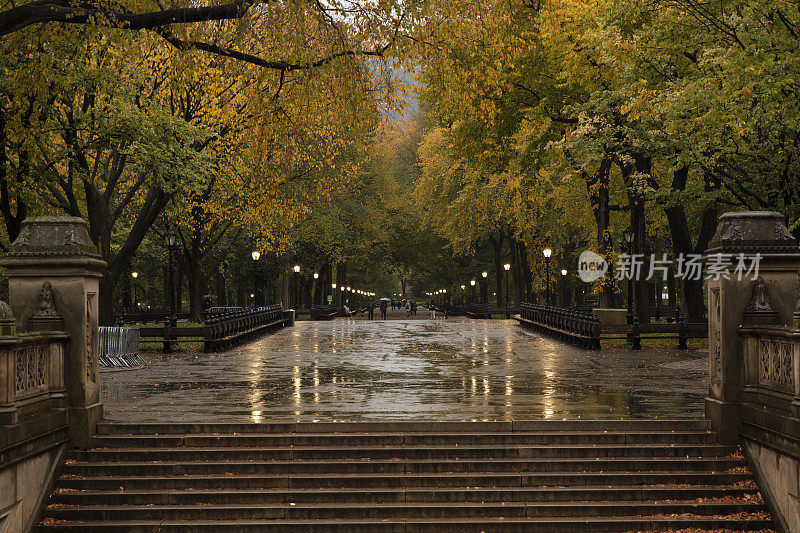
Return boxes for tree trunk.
[518,240,533,302]
[619,154,652,323]
[215,269,226,306]
[510,236,521,306]
[586,158,617,307]
[176,265,184,313]
[661,167,717,322]
[188,267,204,322]
[490,233,504,307]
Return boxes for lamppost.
[460,284,466,308]
[251,251,260,308]
[469,279,476,306]
[543,246,552,306]
[293,264,300,309]
[331,283,337,306]
[503,263,511,318]
[165,230,177,323]
[313,272,319,304]
[481,271,488,304]
[164,229,177,353]
[561,269,568,307]
[131,271,139,309]
[623,226,635,325]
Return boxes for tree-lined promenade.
[2,0,799,326]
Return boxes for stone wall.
[705,211,800,532]
[745,441,800,533]
[0,444,65,533]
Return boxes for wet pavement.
[100,316,709,422]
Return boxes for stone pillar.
[0,217,107,447]
[703,211,800,443]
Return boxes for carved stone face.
[33,281,58,317]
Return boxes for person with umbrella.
[379,298,389,319]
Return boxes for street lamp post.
[561,269,568,307]
[293,264,300,309]
[469,279,476,307]
[164,229,177,353]
[503,263,511,318]
[623,226,635,325]
[131,271,139,310]
[481,271,488,304]
[313,272,319,304]
[251,251,260,308]
[543,247,552,306]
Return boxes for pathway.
[100,317,708,422]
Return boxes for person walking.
[412,301,418,316]
[405,300,411,317]
[367,300,375,320]
[380,300,388,319]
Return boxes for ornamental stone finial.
[707,211,796,252]
[3,216,103,269]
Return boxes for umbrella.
[380,297,391,301]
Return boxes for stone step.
[37,516,774,532]
[42,420,773,531]
[47,485,760,504]
[53,471,754,491]
[69,443,735,461]
[44,500,767,521]
[89,431,718,448]
[51,484,761,506]
[95,420,710,435]
[60,456,746,476]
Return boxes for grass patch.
[601,336,708,350]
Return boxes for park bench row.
[203,305,290,352]
[136,304,292,353]
[310,304,339,320]
[518,303,601,349]
[465,302,492,319]
[516,303,706,350]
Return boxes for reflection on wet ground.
[101,317,708,422]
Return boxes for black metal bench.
[465,303,492,319]
[515,303,601,349]
[310,304,338,320]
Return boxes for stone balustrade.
[0,332,69,426]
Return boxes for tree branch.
[1,0,260,37]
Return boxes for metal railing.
[518,303,601,348]
[203,304,288,352]
[98,327,145,368]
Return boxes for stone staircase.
[38,421,775,532]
